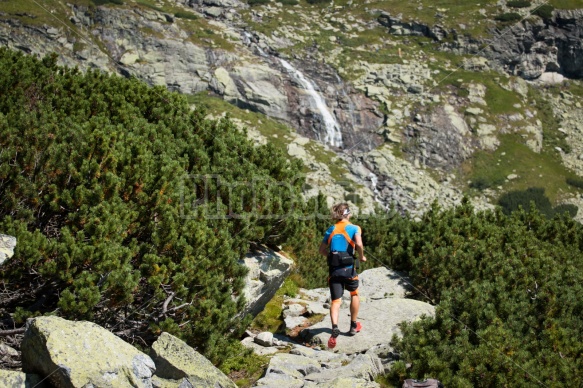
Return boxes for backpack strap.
[327,221,356,249]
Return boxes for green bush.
[469,176,500,191]
[566,177,583,189]
[497,187,577,218]
[0,48,306,364]
[553,203,578,218]
[507,0,531,8]
[498,187,554,217]
[532,4,554,20]
[370,200,583,387]
[495,12,522,22]
[174,11,198,20]
[276,0,299,5]
[306,0,329,4]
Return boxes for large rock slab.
[302,298,435,354]
[358,267,412,300]
[150,332,236,388]
[21,316,155,387]
[239,246,294,317]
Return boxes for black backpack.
[402,379,444,388]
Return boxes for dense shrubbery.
[532,4,555,20]
[0,48,307,363]
[498,187,577,218]
[566,177,583,190]
[174,11,198,20]
[495,12,522,22]
[361,200,583,387]
[469,176,504,191]
[507,0,531,8]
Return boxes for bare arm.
[354,233,367,262]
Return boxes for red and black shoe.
[327,327,340,349]
[349,321,362,336]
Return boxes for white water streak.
[280,59,343,148]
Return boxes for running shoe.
[328,327,340,349]
[348,321,362,336]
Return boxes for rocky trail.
[242,267,435,387]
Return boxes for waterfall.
[280,59,343,148]
[369,172,380,199]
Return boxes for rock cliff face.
[442,10,583,80]
[379,8,583,81]
[1,1,583,219]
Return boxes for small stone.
[255,332,274,347]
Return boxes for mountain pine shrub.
[566,177,583,190]
[495,12,522,22]
[365,200,583,387]
[507,0,531,8]
[0,48,307,363]
[497,187,577,218]
[532,4,554,20]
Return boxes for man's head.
[332,202,351,221]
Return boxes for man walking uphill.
[319,203,367,349]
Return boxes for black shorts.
[328,266,359,301]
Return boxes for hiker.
[319,203,367,349]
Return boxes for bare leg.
[350,294,359,322]
[330,299,341,326]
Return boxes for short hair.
[332,203,350,221]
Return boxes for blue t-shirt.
[322,220,361,256]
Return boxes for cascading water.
[369,172,380,200]
[280,59,343,148]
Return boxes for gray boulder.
[150,332,236,388]
[304,354,383,383]
[239,246,294,317]
[263,353,322,379]
[21,316,156,387]
[241,337,279,356]
[0,234,16,265]
[0,370,43,388]
[256,346,382,387]
[254,331,274,347]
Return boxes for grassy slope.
[463,134,581,200]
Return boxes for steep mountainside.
[1,0,583,219]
